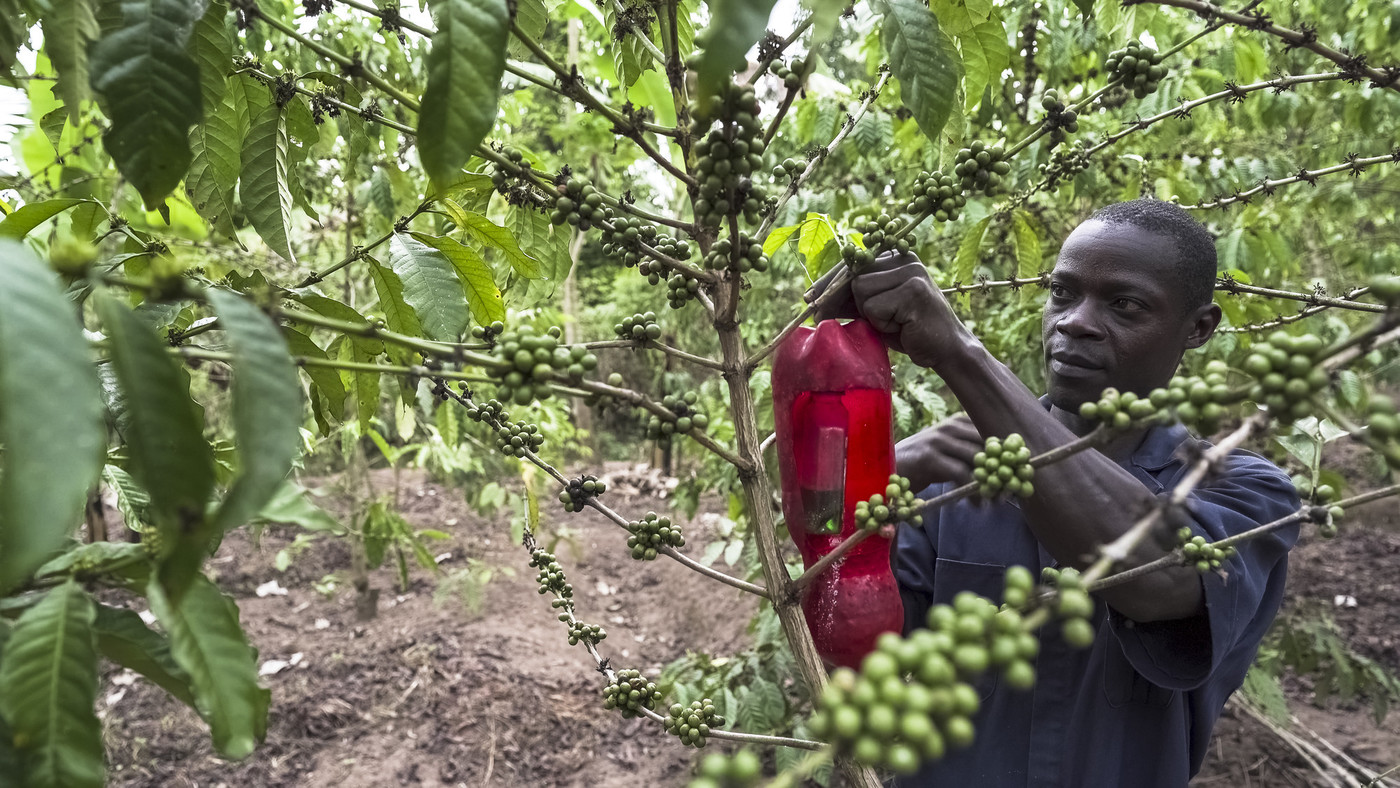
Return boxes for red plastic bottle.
[772,319,904,669]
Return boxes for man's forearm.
[934,333,1204,622]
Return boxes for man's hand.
[808,251,972,369]
[896,415,983,493]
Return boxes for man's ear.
[1184,302,1222,349]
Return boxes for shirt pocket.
[1103,650,1176,708]
[933,558,1005,700]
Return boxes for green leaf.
[928,0,991,35]
[1071,0,1095,18]
[103,464,151,532]
[795,214,840,281]
[240,99,297,263]
[187,89,244,242]
[43,0,101,120]
[88,0,203,208]
[253,482,345,535]
[801,0,847,47]
[604,0,651,90]
[418,0,509,192]
[1012,209,1042,280]
[92,603,196,708]
[281,329,347,423]
[880,0,961,143]
[367,257,427,339]
[0,241,105,593]
[409,231,507,327]
[187,0,232,117]
[34,542,147,583]
[443,199,543,279]
[94,292,215,593]
[693,0,778,97]
[954,215,991,284]
[508,0,547,57]
[0,581,104,788]
[207,289,303,537]
[505,203,569,284]
[762,224,800,257]
[957,13,1009,114]
[387,233,472,341]
[0,198,86,239]
[147,573,269,760]
[852,111,893,158]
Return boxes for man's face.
[1042,220,1216,411]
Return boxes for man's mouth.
[1048,352,1103,377]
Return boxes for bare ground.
[100,466,1400,787]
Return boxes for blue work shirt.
[892,419,1299,787]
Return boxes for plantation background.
[0,0,1399,784]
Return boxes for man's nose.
[1055,303,1104,339]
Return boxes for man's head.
[1042,199,1222,411]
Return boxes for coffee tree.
[0,0,1398,785]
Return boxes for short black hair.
[1088,199,1217,311]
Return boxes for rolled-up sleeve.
[1109,450,1300,690]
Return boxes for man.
[815,199,1299,786]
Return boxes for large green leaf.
[443,198,543,279]
[508,0,546,57]
[103,464,151,532]
[367,257,426,339]
[417,0,509,191]
[880,0,961,143]
[954,215,992,284]
[0,581,103,788]
[0,241,105,593]
[94,292,215,595]
[93,603,196,708]
[0,198,86,239]
[147,574,269,760]
[254,482,345,535]
[187,0,232,120]
[88,0,203,208]
[207,289,302,536]
[43,0,100,120]
[34,542,147,584]
[282,329,347,423]
[927,0,991,35]
[409,231,506,327]
[505,202,569,284]
[693,0,778,97]
[957,14,1009,114]
[188,88,244,242]
[387,233,472,341]
[604,0,652,90]
[240,99,297,263]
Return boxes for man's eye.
[1113,298,1144,312]
[1050,284,1069,298]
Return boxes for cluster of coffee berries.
[855,214,911,259]
[488,325,598,405]
[952,141,1011,194]
[465,397,506,424]
[1369,396,1398,442]
[559,475,607,512]
[907,170,967,223]
[530,548,573,602]
[494,420,544,457]
[141,529,168,561]
[839,242,878,270]
[1039,140,1091,188]
[1177,528,1236,572]
[1152,360,1236,434]
[626,512,684,560]
[664,699,725,748]
[489,147,534,196]
[1078,387,1161,430]
[702,233,770,273]
[1371,274,1400,306]
[568,619,606,646]
[615,312,662,341]
[551,176,612,230]
[1040,89,1080,137]
[647,391,709,445]
[689,750,762,788]
[603,668,662,718]
[1296,479,1345,538]
[664,271,704,309]
[769,55,808,90]
[692,83,768,227]
[972,434,1035,500]
[854,475,924,531]
[771,156,808,181]
[809,582,1039,773]
[469,320,506,345]
[1241,331,1328,420]
[1104,42,1167,98]
[603,215,668,268]
[1041,567,1095,648]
